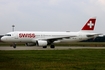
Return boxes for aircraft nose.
[1,37,7,42]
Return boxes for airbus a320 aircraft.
[1,18,100,48]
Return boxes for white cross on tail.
[87,21,94,28]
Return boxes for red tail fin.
[81,18,96,31]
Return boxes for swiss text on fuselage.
[19,33,35,38]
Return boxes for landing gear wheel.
[13,44,16,48]
[43,46,47,48]
[50,45,55,48]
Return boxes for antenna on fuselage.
[12,25,15,31]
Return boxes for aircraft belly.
[7,38,32,43]
[18,38,32,43]
[60,39,81,42]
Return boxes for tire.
[50,45,55,48]
[43,46,47,48]
[13,44,16,48]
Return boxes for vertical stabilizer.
[81,18,96,31]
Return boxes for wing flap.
[37,36,76,41]
[86,34,102,37]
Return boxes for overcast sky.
[0,0,105,34]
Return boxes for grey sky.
[0,0,105,34]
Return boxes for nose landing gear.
[10,43,16,48]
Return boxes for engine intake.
[36,40,48,46]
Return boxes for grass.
[0,50,105,70]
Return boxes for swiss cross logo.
[19,33,35,38]
[87,21,94,28]
[82,18,96,30]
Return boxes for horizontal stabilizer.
[86,34,102,37]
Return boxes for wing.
[38,36,76,40]
[35,35,77,44]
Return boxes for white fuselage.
[1,31,94,43]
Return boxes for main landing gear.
[50,45,55,48]
[43,45,55,48]
[43,46,47,48]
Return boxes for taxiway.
[0,46,105,50]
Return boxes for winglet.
[81,18,96,31]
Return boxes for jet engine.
[36,40,48,46]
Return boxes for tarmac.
[0,46,105,50]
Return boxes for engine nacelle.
[36,40,48,46]
[25,43,36,46]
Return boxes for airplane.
[1,18,100,48]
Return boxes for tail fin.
[81,18,96,31]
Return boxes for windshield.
[4,34,11,36]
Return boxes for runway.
[0,46,105,50]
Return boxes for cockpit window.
[4,34,11,36]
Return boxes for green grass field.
[0,50,105,70]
